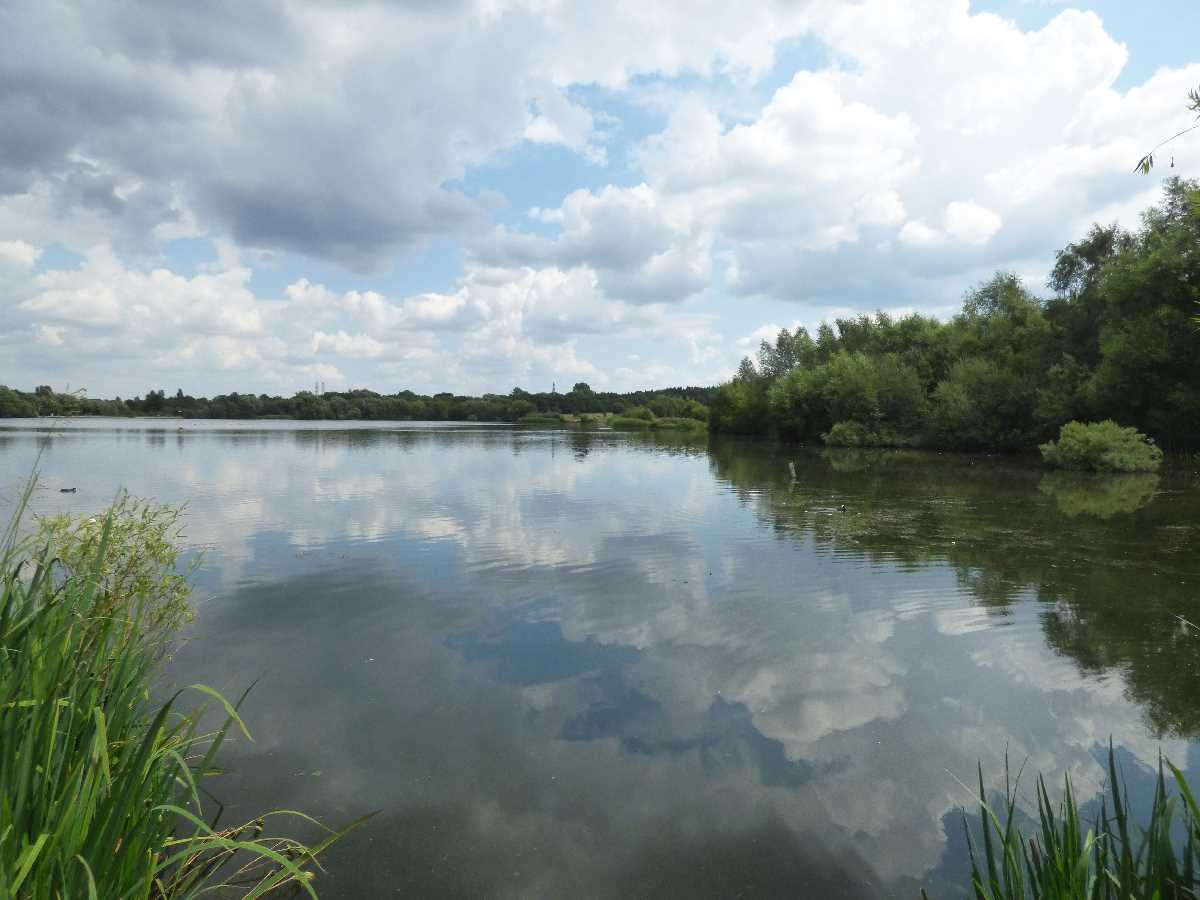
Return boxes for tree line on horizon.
[709,178,1200,452]
[0,381,715,424]
[4,180,1197,450]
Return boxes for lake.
[1,418,1198,898]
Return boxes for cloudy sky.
[1,0,1197,397]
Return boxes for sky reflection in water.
[1,420,1198,899]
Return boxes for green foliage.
[709,377,770,435]
[0,483,366,897]
[922,745,1199,900]
[931,357,1033,450]
[518,412,564,424]
[823,421,912,448]
[610,410,704,431]
[0,387,36,418]
[767,351,926,446]
[609,415,653,429]
[713,180,1200,452]
[646,394,710,421]
[1040,420,1163,472]
[767,366,826,438]
[1135,83,1200,174]
[622,405,656,422]
[648,417,707,431]
[0,385,713,426]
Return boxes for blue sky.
[1,0,1197,397]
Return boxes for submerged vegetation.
[711,179,1200,453]
[0,484,364,897]
[922,746,1200,900]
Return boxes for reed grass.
[0,480,369,898]
[924,744,1199,899]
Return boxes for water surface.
[1,419,1198,898]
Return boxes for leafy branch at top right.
[1136,84,1200,174]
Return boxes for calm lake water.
[2,418,1198,898]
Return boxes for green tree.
[0,387,36,417]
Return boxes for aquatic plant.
[1040,421,1163,473]
[922,745,1199,900]
[0,482,368,898]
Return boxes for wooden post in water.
[787,461,797,480]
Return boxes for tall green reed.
[0,481,369,898]
[923,745,1200,899]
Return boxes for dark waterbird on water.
[59,487,76,493]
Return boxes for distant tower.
[321,381,326,395]
[552,381,556,394]
[314,381,319,394]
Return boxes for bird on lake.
[59,487,77,493]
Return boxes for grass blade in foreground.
[922,743,1200,899]
[0,482,371,898]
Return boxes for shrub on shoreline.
[1040,420,1163,472]
[518,411,564,424]
[609,414,706,431]
[621,405,656,422]
[610,415,653,429]
[822,420,916,448]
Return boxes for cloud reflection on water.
[0,422,1197,898]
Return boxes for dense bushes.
[711,179,1200,452]
[823,421,912,448]
[518,411,564,424]
[930,358,1035,450]
[609,415,653,429]
[709,378,770,434]
[609,409,706,430]
[1040,420,1163,472]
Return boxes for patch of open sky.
[750,34,833,112]
[33,243,84,274]
[569,80,672,149]
[577,35,830,134]
[244,237,464,300]
[454,138,640,235]
[159,236,216,277]
[971,0,1199,91]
